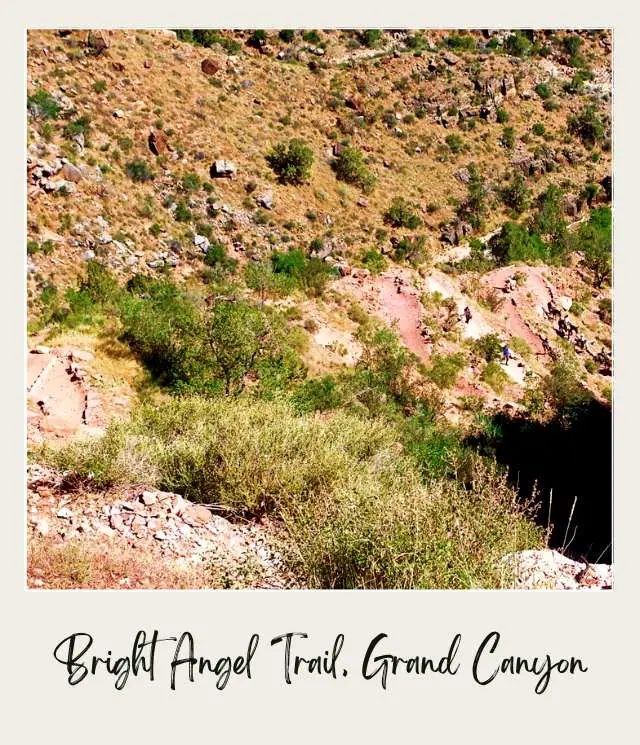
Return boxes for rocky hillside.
[26,29,613,589]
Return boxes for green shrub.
[359,29,382,48]
[247,30,267,49]
[489,222,548,265]
[266,139,314,184]
[93,79,107,94]
[501,126,515,149]
[500,172,531,214]
[384,197,422,229]
[535,82,551,99]
[361,249,387,274]
[125,159,156,182]
[475,334,503,362]
[496,107,509,123]
[568,106,605,149]
[532,122,546,136]
[182,172,201,191]
[445,34,475,50]
[44,396,543,588]
[302,30,321,45]
[332,146,377,193]
[504,31,532,57]
[573,207,611,287]
[279,29,295,43]
[27,89,61,120]
[481,361,510,393]
[63,115,91,141]
[445,133,465,153]
[393,235,428,265]
[427,352,467,389]
[174,200,192,222]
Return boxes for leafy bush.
[332,146,376,193]
[496,107,509,124]
[532,122,546,136]
[182,172,201,191]
[573,207,612,287]
[427,352,467,389]
[393,235,428,265]
[63,115,91,141]
[475,334,503,362]
[125,159,156,182]
[384,197,422,229]
[279,29,295,43]
[247,30,267,48]
[266,139,314,184]
[568,106,605,149]
[501,126,515,149]
[445,133,465,153]
[500,172,531,214]
[456,164,488,230]
[445,34,475,50]
[535,82,551,99]
[359,29,382,48]
[504,31,532,57]
[481,361,510,393]
[361,249,387,274]
[27,89,61,120]
[489,222,549,265]
[93,79,107,94]
[45,396,543,588]
[176,30,241,54]
[302,30,322,45]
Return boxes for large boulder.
[210,160,237,178]
[201,57,220,76]
[87,30,111,54]
[148,129,172,156]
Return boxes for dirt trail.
[378,275,431,362]
[27,349,103,445]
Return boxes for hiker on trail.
[504,277,516,293]
[575,334,587,351]
[566,320,578,339]
[557,317,567,337]
[502,344,512,365]
[463,306,472,324]
[541,337,552,356]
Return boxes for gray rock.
[210,160,237,178]
[256,190,273,209]
[83,250,96,261]
[194,234,210,251]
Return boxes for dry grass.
[28,535,207,589]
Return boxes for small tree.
[266,139,314,184]
[568,106,605,149]
[332,146,377,193]
[384,197,422,229]
[500,172,531,214]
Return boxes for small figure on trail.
[463,306,472,324]
[37,399,49,416]
[420,326,431,343]
[502,344,512,365]
[504,277,517,293]
[575,334,587,351]
[546,301,560,319]
[566,320,578,340]
[557,317,567,337]
[541,337,552,356]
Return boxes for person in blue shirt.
[502,344,512,365]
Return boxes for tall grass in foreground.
[43,396,544,589]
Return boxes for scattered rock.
[256,190,273,209]
[210,160,237,178]
[148,129,172,156]
[201,57,220,76]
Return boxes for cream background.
[2,2,638,741]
